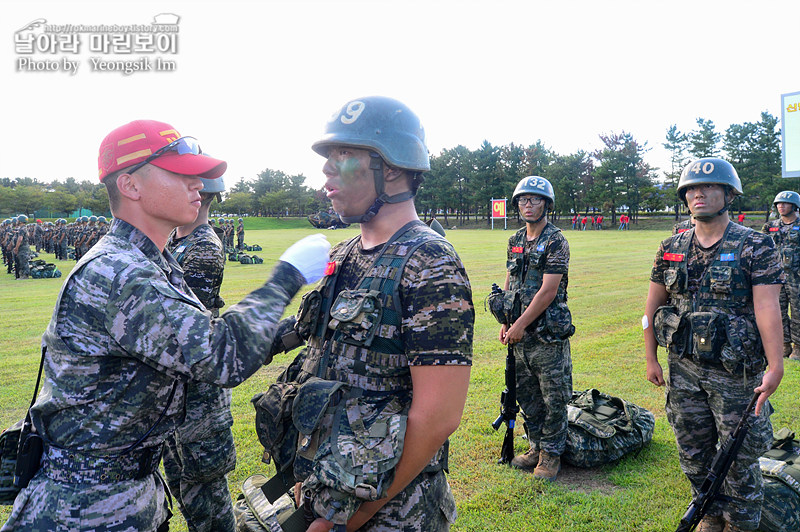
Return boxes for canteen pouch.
[721,315,765,376]
[708,265,733,295]
[327,289,383,347]
[653,305,688,356]
[295,289,323,340]
[303,391,410,526]
[292,378,347,481]
[664,267,687,295]
[688,312,725,363]
[535,301,575,343]
[487,288,520,326]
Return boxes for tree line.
[0,112,790,225]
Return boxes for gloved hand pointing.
[279,234,331,284]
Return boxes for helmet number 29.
[690,161,715,175]
[340,101,365,125]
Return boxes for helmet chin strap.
[337,152,415,224]
[690,193,733,222]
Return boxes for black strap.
[29,346,47,409]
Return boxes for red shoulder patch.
[769,227,780,232]
[511,246,524,254]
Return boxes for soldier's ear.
[117,172,142,201]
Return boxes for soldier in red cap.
[2,120,331,532]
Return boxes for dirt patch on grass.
[555,463,619,495]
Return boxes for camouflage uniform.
[1,218,306,532]
[651,222,781,530]
[236,222,245,250]
[164,222,235,532]
[294,221,474,530]
[14,222,31,279]
[506,223,573,457]
[762,218,800,347]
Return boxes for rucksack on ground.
[562,388,655,468]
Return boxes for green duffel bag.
[758,428,800,532]
[562,389,655,468]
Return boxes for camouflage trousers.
[514,336,573,456]
[163,382,237,532]
[779,274,800,345]
[665,354,773,531]
[358,469,456,531]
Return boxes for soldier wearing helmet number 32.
[500,176,575,482]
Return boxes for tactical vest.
[505,223,574,342]
[765,218,800,273]
[287,221,451,526]
[654,222,765,374]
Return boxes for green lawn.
[1,220,797,531]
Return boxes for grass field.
[1,219,798,531]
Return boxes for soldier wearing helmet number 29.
[762,190,800,359]
[499,176,574,482]
[644,158,783,532]
[293,97,474,532]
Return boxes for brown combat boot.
[533,452,560,481]
[696,515,724,532]
[510,448,539,470]
[784,342,793,357]
[790,344,800,360]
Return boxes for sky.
[2,0,799,191]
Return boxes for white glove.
[279,233,331,284]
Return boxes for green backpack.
[758,428,800,532]
[562,389,655,468]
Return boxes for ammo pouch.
[720,314,765,376]
[653,306,688,356]
[253,379,303,479]
[327,289,383,347]
[687,311,726,363]
[533,300,575,343]
[295,289,322,341]
[708,265,733,294]
[292,377,347,481]
[664,267,688,295]
[300,384,409,526]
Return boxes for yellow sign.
[492,199,506,218]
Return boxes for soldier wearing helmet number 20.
[762,190,800,359]
[644,157,783,532]
[499,176,574,482]
[289,97,474,532]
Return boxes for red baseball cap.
[97,120,226,181]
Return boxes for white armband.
[642,315,649,330]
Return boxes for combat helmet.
[89,216,97,223]
[312,96,429,223]
[80,215,89,223]
[512,176,555,223]
[98,216,107,223]
[677,158,741,220]
[773,191,800,211]
[17,214,28,224]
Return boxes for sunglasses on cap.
[128,136,203,175]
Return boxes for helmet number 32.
[340,101,365,125]
[690,161,715,175]
[526,177,547,190]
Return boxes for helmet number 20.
[340,101,365,125]
[690,161,715,175]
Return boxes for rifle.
[675,392,760,532]
[490,283,521,464]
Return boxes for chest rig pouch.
[660,223,763,374]
[327,289,383,347]
[782,227,800,270]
